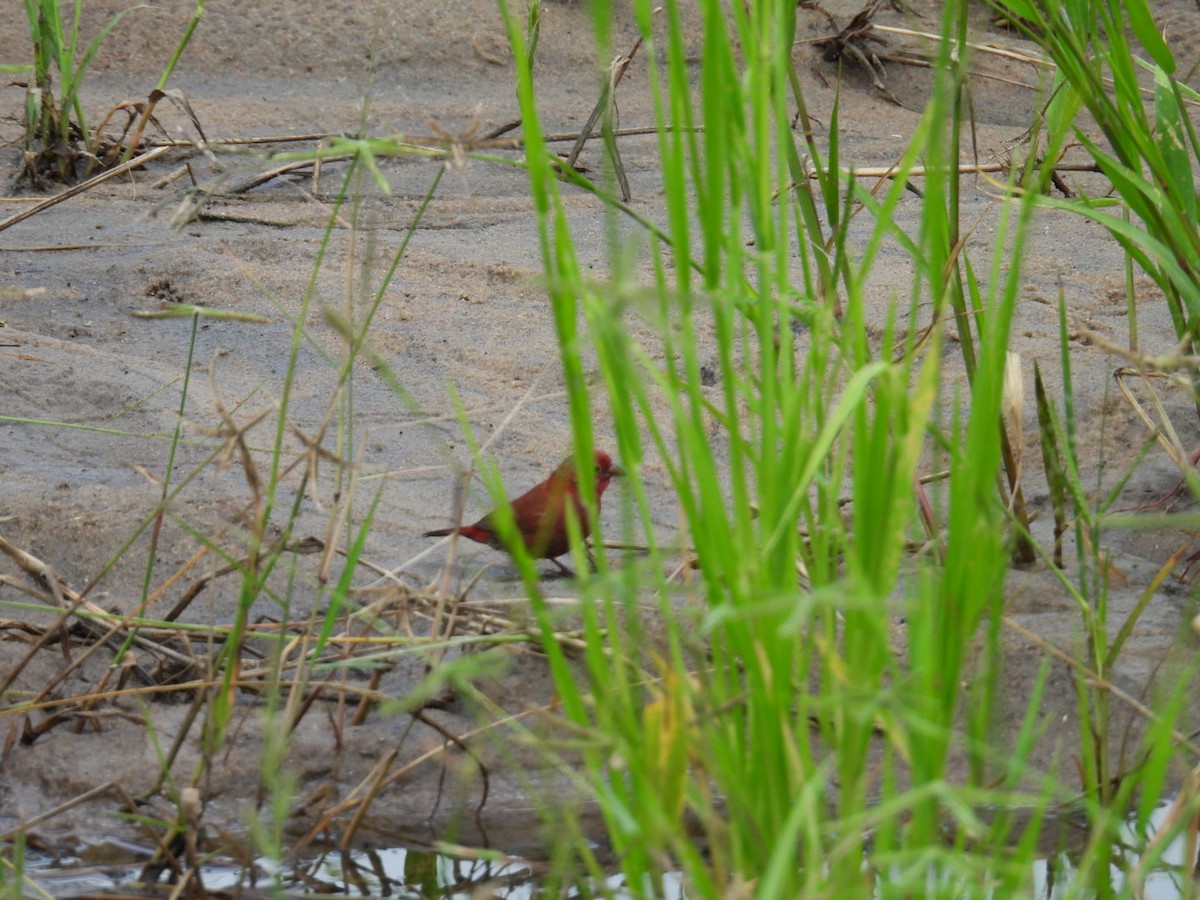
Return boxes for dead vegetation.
[798,0,923,106]
[6,1,1200,893]
[0,514,602,888]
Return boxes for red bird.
[424,451,622,575]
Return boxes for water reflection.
[1031,801,1198,899]
[299,846,687,899]
[18,799,1198,898]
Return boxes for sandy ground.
[3,0,1200,878]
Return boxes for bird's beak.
[609,465,624,478]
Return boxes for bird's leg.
[549,557,575,578]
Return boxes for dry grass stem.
[0,146,173,235]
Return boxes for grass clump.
[17,0,203,183]
[497,0,1200,894]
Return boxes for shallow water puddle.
[21,840,678,898]
[1030,802,1199,899]
[14,801,1198,897]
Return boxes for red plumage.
[424,451,622,575]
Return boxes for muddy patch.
[3,0,1200,888]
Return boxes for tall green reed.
[499,0,1074,891]
[992,0,1200,879]
[991,0,1200,358]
